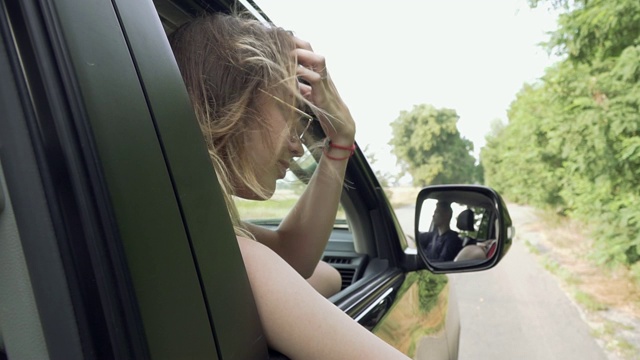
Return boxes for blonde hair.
[169,13,306,237]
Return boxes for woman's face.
[236,92,304,200]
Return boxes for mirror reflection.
[417,191,498,267]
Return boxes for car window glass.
[235,144,347,228]
[418,198,491,241]
[475,208,491,240]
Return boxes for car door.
[321,151,460,359]
[0,0,266,358]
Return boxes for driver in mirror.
[419,201,463,261]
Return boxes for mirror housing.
[415,185,513,273]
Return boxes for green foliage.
[544,0,640,64]
[574,290,608,312]
[481,83,567,209]
[631,262,640,287]
[389,104,477,186]
[416,270,448,314]
[482,0,640,267]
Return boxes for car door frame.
[0,0,268,358]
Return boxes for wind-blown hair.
[169,13,302,237]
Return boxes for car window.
[474,207,492,240]
[417,198,495,242]
[235,144,348,228]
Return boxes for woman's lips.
[277,160,289,178]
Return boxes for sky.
[256,0,561,179]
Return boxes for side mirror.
[415,185,513,273]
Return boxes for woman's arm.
[245,151,350,278]
[246,37,356,278]
[238,237,410,360]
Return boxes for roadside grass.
[574,290,608,312]
[524,239,541,255]
[592,320,638,359]
[235,197,298,220]
[535,207,567,228]
[236,186,417,221]
[385,187,420,208]
[235,196,345,220]
[614,339,638,359]
[524,207,640,359]
[631,262,640,290]
[540,255,581,286]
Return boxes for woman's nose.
[289,136,304,157]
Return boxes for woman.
[170,13,409,359]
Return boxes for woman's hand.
[293,37,355,146]
[267,38,357,280]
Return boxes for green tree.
[531,0,640,64]
[389,104,476,186]
[481,78,567,210]
[483,0,640,267]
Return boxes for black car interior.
[456,208,477,247]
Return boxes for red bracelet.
[323,138,356,161]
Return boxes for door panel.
[373,271,452,359]
[2,0,220,358]
[114,1,268,358]
[0,11,79,356]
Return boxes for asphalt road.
[394,204,607,360]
